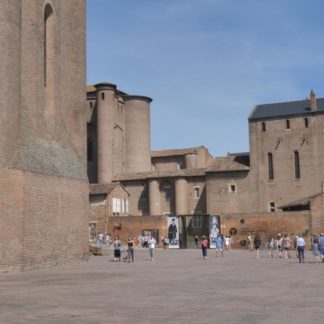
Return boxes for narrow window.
[87,140,93,161]
[304,118,308,128]
[262,122,266,132]
[294,151,300,179]
[286,120,290,129]
[90,101,93,108]
[269,202,276,212]
[44,4,54,87]
[101,92,105,100]
[268,152,274,180]
[194,187,200,198]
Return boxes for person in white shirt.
[296,234,306,263]
[148,236,156,261]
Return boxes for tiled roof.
[151,146,205,158]
[206,153,250,173]
[114,168,207,181]
[89,182,127,195]
[249,98,324,121]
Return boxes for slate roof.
[206,153,250,173]
[249,98,324,121]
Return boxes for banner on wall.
[167,217,180,248]
[209,215,220,249]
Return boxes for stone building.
[206,91,324,245]
[0,0,88,271]
[87,86,324,246]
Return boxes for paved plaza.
[1,248,324,324]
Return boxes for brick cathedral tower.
[0,0,88,271]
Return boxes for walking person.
[296,234,306,263]
[247,233,254,252]
[201,235,208,260]
[282,234,291,259]
[254,234,262,258]
[318,233,324,263]
[148,236,156,261]
[312,235,321,264]
[113,235,122,262]
[267,237,275,258]
[215,235,224,257]
[127,235,135,262]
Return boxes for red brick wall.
[0,170,89,272]
[310,194,324,235]
[220,211,311,248]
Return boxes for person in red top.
[201,236,208,260]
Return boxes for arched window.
[44,4,54,87]
[268,152,274,180]
[294,151,300,179]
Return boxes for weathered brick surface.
[220,211,311,248]
[0,0,88,271]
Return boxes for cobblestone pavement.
[1,249,323,324]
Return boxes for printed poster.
[209,215,220,249]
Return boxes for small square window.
[229,184,236,193]
[194,187,200,198]
[269,202,276,213]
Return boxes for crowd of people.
[197,232,324,264]
[96,233,157,263]
[95,231,324,264]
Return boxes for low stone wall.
[220,211,311,249]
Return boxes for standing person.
[276,234,283,258]
[113,235,122,262]
[215,235,224,257]
[247,233,254,252]
[98,232,104,247]
[194,235,199,249]
[312,235,321,264]
[201,235,208,260]
[267,237,275,258]
[282,234,291,259]
[254,234,262,258]
[296,234,306,263]
[106,233,112,247]
[148,236,156,261]
[224,236,231,251]
[127,235,135,262]
[318,233,324,263]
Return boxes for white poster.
[209,215,220,249]
[167,217,180,248]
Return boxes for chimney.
[310,89,317,111]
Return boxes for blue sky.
[87,0,324,157]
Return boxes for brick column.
[175,177,188,216]
[149,179,160,216]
